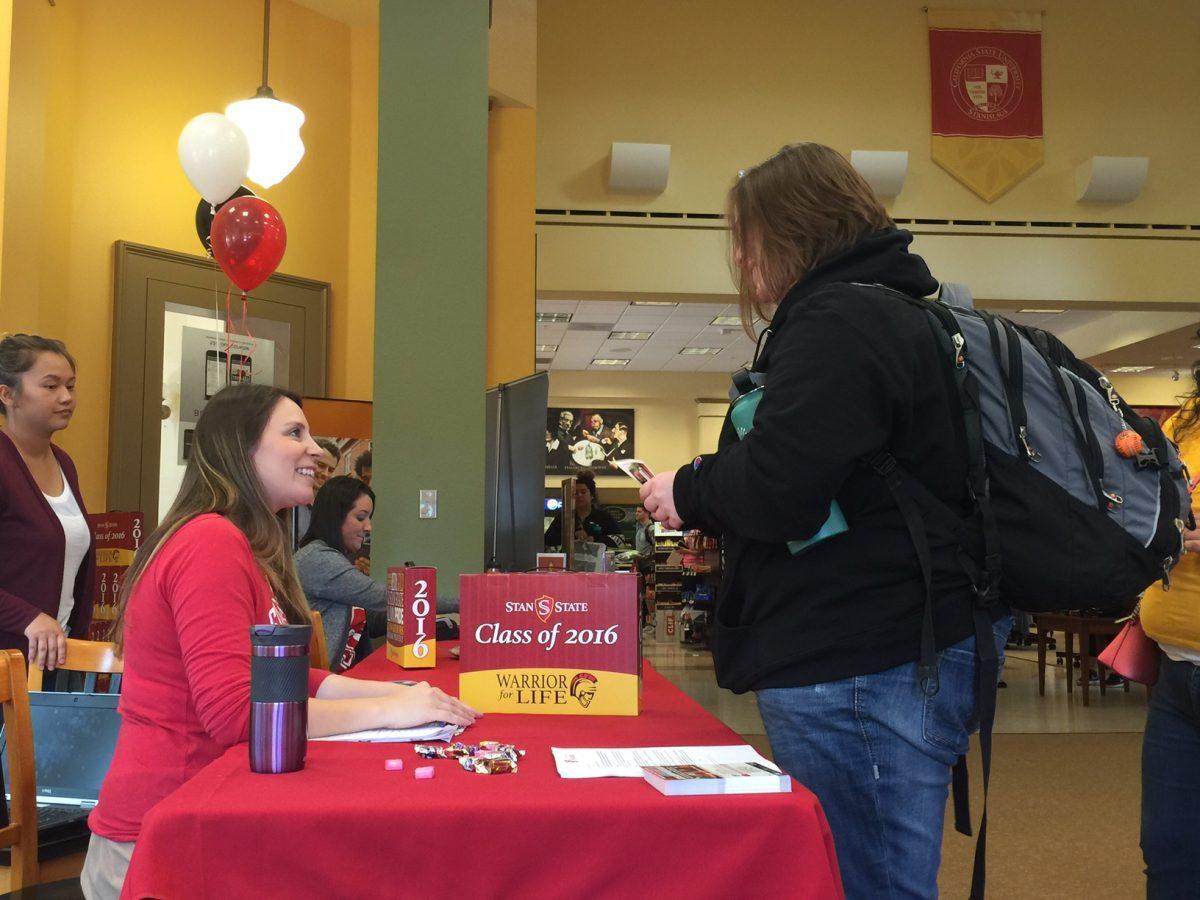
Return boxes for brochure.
[642,760,792,796]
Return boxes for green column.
[373,3,488,602]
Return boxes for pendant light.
[225,0,305,189]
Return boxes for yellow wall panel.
[537,0,1200,223]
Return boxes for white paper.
[312,722,462,744]
[551,745,777,779]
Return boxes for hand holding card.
[614,458,654,484]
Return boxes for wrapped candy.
[459,752,517,775]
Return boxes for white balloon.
[177,113,250,206]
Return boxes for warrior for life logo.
[950,46,1024,123]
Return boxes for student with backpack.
[639,143,1012,898]
[1139,376,1200,895]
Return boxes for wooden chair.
[310,610,330,670]
[0,649,40,890]
[27,639,122,693]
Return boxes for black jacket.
[674,229,1004,693]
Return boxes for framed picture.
[546,407,635,475]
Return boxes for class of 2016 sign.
[459,572,640,716]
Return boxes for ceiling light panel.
[535,312,572,324]
[1110,366,1155,373]
[592,358,631,366]
[609,331,653,340]
[535,299,579,314]
[630,300,678,307]
[680,347,722,356]
[536,344,558,353]
[710,315,742,326]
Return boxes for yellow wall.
[1110,375,1191,408]
[487,106,536,387]
[545,370,730,490]
[340,22,378,401]
[0,0,368,510]
[0,0,10,286]
[537,0,1200,222]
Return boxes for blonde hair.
[112,384,312,653]
[728,143,893,332]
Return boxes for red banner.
[930,26,1042,138]
[928,9,1044,201]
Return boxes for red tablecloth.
[122,644,842,899]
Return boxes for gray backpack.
[865,281,1190,900]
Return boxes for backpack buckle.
[870,452,898,477]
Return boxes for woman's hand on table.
[640,471,682,530]
[382,682,481,729]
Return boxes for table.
[1034,613,1130,706]
[121,644,843,899]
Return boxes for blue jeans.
[1141,655,1200,898]
[757,617,1010,900]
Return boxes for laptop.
[0,692,122,862]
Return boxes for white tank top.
[43,470,90,632]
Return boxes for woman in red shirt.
[82,384,479,899]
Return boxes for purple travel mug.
[249,624,312,774]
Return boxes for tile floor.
[643,630,1150,755]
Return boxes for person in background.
[296,476,388,669]
[0,334,94,668]
[354,449,372,487]
[293,437,340,544]
[314,438,340,488]
[638,143,1009,898]
[83,385,479,899]
[1139,368,1200,894]
[634,505,656,630]
[544,470,621,549]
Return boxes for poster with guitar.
[545,408,635,475]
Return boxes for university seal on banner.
[928,9,1044,202]
[951,47,1024,123]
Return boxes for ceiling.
[536,300,757,372]
[536,298,1200,376]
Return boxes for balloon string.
[225,286,235,386]
[241,292,257,356]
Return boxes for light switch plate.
[418,489,437,519]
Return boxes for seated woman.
[296,475,388,670]
[544,470,622,549]
[83,384,479,900]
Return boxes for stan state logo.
[950,46,1024,122]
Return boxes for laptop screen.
[1,692,121,806]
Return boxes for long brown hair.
[1171,362,1200,443]
[112,384,312,653]
[727,143,894,333]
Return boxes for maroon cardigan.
[0,431,95,653]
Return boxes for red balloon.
[210,197,287,292]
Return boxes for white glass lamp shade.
[224,96,305,189]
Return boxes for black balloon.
[194,186,256,256]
